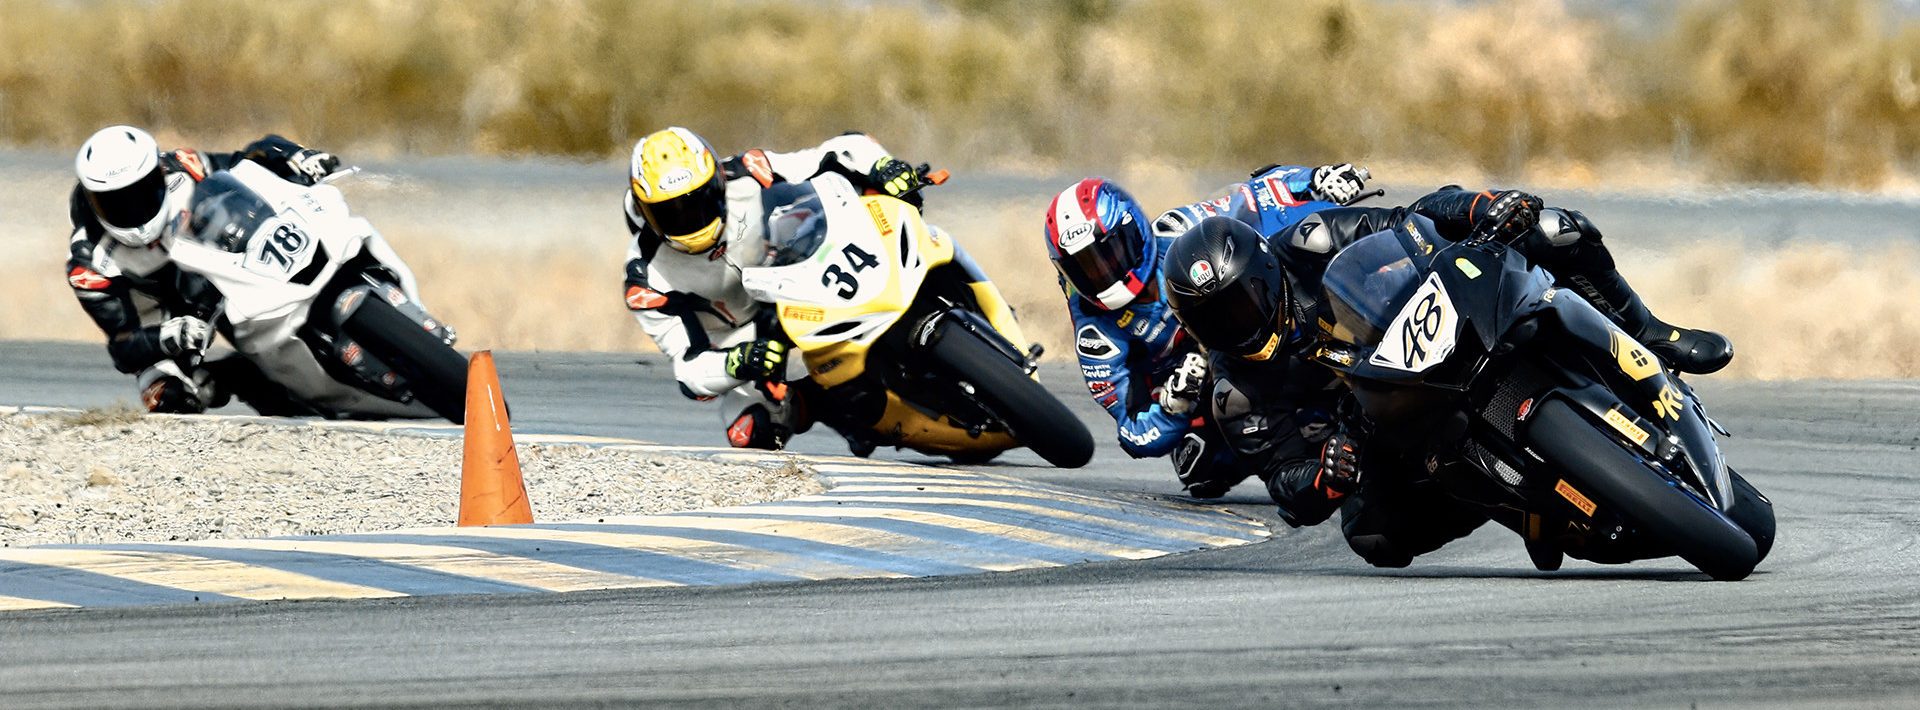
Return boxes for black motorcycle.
[1306,215,1774,580]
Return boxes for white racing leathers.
[621,134,893,439]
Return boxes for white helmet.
[76,125,169,247]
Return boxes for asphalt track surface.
[1,341,1917,709]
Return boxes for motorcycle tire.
[926,319,1094,469]
[341,296,469,424]
[1527,399,1758,581]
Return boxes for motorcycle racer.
[1044,164,1369,497]
[621,127,927,449]
[65,125,341,413]
[1165,184,1734,567]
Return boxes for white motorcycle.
[165,161,469,422]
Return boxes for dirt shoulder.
[0,408,823,547]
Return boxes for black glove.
[724,339,789,382]
[867,156,923,198]
[1470,189,1542,244]
[289,149,340,185]
[1315,431,1362,498]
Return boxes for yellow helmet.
[631,127,726,253]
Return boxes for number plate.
[243,219,318,280]
[1368,272,1458,373]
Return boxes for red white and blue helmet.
[1044,178,1156,311]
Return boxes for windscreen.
[1319,231,1420,347]
[759,182,829,268]
[177,171,275,254]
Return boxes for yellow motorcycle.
[729,171,1093,468]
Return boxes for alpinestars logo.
[1075,324,1119,360]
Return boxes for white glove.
[1156,352,1210,415]
[1310,164,1371,205]
[289,149,339,184]
[157,316,213,358]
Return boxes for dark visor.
[1058,222,1141,300]
[1176,274,1282,356]
[637,172,727,238]
[86,167,167,229]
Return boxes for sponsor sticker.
[658,167,695,193]
[1075,324,1120,360]
[1188,260,1215,288]
[866,200,893,236]
[1057,221,1095,252]
[1603,408,1651,445]
[1088,381,1114,398]
[1555,479,1598,517]
[782,305,825,322]
[1455,258,1482,279]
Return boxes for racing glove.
[1155,352,1209,415]
[724,339,789,383]
[1314,430,1362,499]
[156,316,213,358]
[1310,164,1371,205]
[289,149,340,185]
[1469,189,1543,244]
[868,156,923,198]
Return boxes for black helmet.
[1164,217,1296,360]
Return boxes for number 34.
[821,243,879,299]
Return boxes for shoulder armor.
[721,150,776,188]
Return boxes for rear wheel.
[1527,399,1758,581]
[341,296,469,423]
[925,319,1094,468]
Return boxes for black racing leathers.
[1208,186,1638,562]
[66,135,322,375]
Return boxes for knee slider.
[1346,533,1414,568]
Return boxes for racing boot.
[136,361,213,414]
[1172,431,1248,499]
[726,404,790,450]
[1533,209,1733,375]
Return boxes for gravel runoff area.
[0,408,825,547]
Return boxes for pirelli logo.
[1555,479,1598,517]
[866,200,893,236]
[783,305,824,322]
[1603,408,1650,446]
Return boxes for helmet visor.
[86,167,166,229]
[1056,221,1143,309]
[1176,273,1286,357]
[636,172,727,243]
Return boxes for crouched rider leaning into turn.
[66,125,341,413]
[620,127,928,449]
[1166,185,1732,568]
[1045,163,1371,498]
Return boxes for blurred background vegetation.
[5,0,1920,186]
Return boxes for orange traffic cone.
[458,350,533,526]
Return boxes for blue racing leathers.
[1066,233,1196,459]
[1068,165,1341,463]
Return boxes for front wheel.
[925,319,1094,468]
[1527,399,1758,581]
[341,296,469,424]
